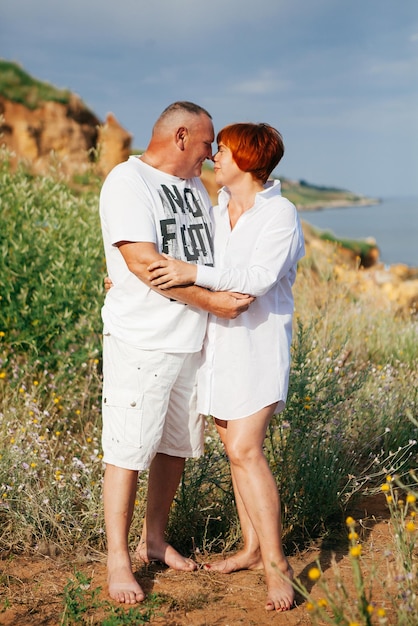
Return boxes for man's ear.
[175,126,188,150]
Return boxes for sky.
[1,0,418,199]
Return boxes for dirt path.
[0,496,399,625]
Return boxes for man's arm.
[116,241,254,319]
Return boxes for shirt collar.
[218,178,282,208]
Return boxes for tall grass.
[0,153,417,570]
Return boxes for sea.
[298,196,418,268]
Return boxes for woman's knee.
[226,441,262,467]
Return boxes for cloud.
[367,57,418,85]
[228,70,291,96]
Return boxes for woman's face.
[213,142,244,187]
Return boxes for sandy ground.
[0,495,401,625]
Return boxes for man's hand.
[207,292,255,318]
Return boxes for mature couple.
[99,101,305,612]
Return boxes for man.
[99,101,253,604]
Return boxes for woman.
[147,122,305,612]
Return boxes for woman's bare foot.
[107,553,145,604]
[265,561,294,612]
[136,539,197,571]
[204,549,263,573]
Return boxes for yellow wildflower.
[348,531,359,541]
[317,598,327,608]
[406,494,416,504]
[0,371,6,379]
[345,516,355,526]
[405,521,416,533]
[306,602,315,612]
[350,545,362,558]
[380,483,390,492]
[308,567,321,581]
[377,608,386,617]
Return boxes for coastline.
[297,197,381,212]
[298,196,417,270]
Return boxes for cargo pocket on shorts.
[103,389,144,448]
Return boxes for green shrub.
[0,151,104,373]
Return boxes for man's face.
[180,114,214,179]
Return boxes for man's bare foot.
[136,538,197,571]
[107,555,145,604]
[203,549,263,573]
[265,562,294,612]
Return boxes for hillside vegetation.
[280,177,377,209]
[0,59,72,109]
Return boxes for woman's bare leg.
[221,406,294,612]
[205,420,263,573]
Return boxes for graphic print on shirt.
[158,184,214,266]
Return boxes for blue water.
[299,197,418,267]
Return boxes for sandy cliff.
[0,93,131,177]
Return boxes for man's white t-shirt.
[100,155,214,352]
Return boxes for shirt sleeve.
[195,201,305,296]
[100,175,157,246]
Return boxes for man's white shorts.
[101,333,205,471]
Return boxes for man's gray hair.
[160,101,212,120]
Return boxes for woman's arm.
[107,242,255,319]
[147,207,304,296]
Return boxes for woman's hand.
[147,254,197,289]
[104,276,113,292]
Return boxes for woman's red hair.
[217,123,284,184]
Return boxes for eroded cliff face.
[302,222,418,316]
[0,94,131,177]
